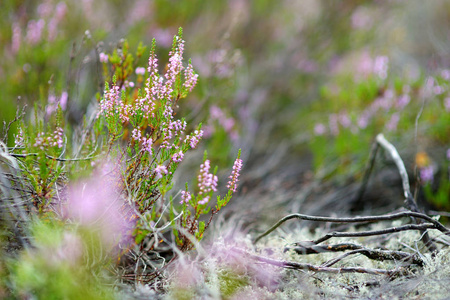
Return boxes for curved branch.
[253,210,449,244]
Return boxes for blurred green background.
[2,0,450,211]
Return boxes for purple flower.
[339,112,351,128]
[420,165,435,184]
[373,56,388,80]
[172,150,184,163]
[314,123,326,136]
[183,62,199,92]
[396,94,410,110]
[197,160,218,204]
[14,128,24,148]
[386,113,400,132]
[180,190,191,205]
[227,158,243,193]
[46,92,68,117]
[60,91,68,110]
[441,69,450,80]
[141,136,153,155]
[11,23,21,54]
[446,148,450,161]
[26,19,45,45]
[131,129,142,141]
[186,129,203,148]
[154,165,168,180]
[434,85,444,95]
[64,166,132,248]
[135,67,146,75]
[99,52,109,63]
[357,112,371,129]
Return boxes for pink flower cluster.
[165,37,185,96]
[131,129,153,155]
[46,91,68,117]
[99,52,109,63]
[99,84,130,123]
[135,67,146,75]
[183,62,199,92]
[64,165,133,249]
[161,105,187,150]
[154,165,168,180]
[227,158,243,193]
[314,84,414,137]
[25,19,45,45]
[180,190,191,205]
[98,33,202,167]
[185,129,203,149]
[357,53,389,80]
[12,2,67,51]
[172,150,184,163]
[204,105,238,141]
[420,165,435,184]
[33,127,64,149]
[14,128,24,148]
[197,160,218,205]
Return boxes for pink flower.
[373,56,388,80]
[227,158,243,193]
[186,129,203,148]
[386,113,400,132]
[172,150,184,163]
[396,94,410,110]
[441,69,450,80]
[180,190,191,205]
[11,23,21,54]
[14,128,24,148]
[420,165,434,184]
[154,165,168,180]
[338,112,351,128]
[197,160,218,204]
[131,129,142,141]
[99,52,109,63]
[64,166,133,248]
[135,67,146,75]
[26,19,45,45]
[60,91,68,110]
[141,136,153,155]
[183,62,199,92]
[314,123,326,136]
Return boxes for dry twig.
[284,242,424,266]
[231,248,403,276]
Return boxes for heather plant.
[1,29,244,296]
[307,54,450,208]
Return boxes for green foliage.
[10,220,115,300]
[2,28,243,297]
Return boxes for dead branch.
[285,242,424,266]
[231,248,402,276]
[375,134,436,251]
[253,210,449,244]
[312,223,436,244]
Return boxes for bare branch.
[313,223,436,244]
[285,242,424,266]
[254,210,449,244]
[231,248,402,276]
